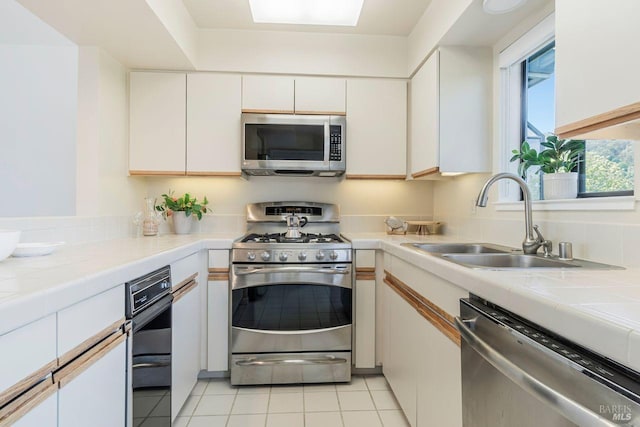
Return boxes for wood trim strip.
[355,267,375,273]
[209,273,229,281]
[129,170,186,176]
[173,273,198,293]
[0,377,56,426]
[57,317,126,367]
[383,271,460,346]
[172,279,198,303]
[209,268,229,274]
[294,110,346,116]
[186,171,242,177]
[0,359,58,406]
[54,330,126,389]
[242,109,295,115]
[555,101,640,138]
[411,167,440,179]
[356,273,376,281]
[346,174,406,180]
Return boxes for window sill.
[494,196,636,211]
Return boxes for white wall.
[196,29,407,78]
[76,47,147,216]
[0,0,78,217]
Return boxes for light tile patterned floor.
[173,375,410,427]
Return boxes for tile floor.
[171,375,410,427]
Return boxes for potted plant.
[510,135,585,200]
[156,191,209,234]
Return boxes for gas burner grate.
[240,233,343,244]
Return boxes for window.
[499,14,634,203]
[521,42,634,200]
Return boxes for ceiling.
[182,0,434,36]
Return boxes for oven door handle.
[235,266,350,276]
[454,317,618,427]
[235,355,347,366]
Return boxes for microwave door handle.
[324,121,331,162]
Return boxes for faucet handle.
[533,225,553,257]
[533,224,545,241]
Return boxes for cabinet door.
[207,250,230,372]
[295,77,346,114]
[58,339,127,427]
[172,284,200,420]
[346,79,407,178]
[242,75,294,113]
[187,73,242,176]
[556,0,640,132]
[11,392,57,427]
[354,250,376,368]
[129,72,186,175]
[383,285,419,427]
[410,52,439,178]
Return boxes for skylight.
[248,0,365,27]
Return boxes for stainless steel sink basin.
[402,243,513,254]
[442,253,579,269]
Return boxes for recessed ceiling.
[182,0,433,36]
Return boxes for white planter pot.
[543,172,578,200]
[172,211,193,234]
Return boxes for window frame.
[496,13,636,210]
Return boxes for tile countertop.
[0,233,237,335]
[343,232,640,373]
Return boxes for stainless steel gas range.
[230,201,352,386]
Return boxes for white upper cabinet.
[409,47,492,178]
[556,0,640,138]
[346,79,407,178]
[187,74,242,176]
[242,75,346,114]
[242,75,295,113]
[295,77,346,114]
[129,72,186,175]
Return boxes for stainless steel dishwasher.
[456,296,640,427]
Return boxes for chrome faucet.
[475,173,552,255]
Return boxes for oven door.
[231,263,352,354]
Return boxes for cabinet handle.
[0,378,57,426]
[172,278,198,303]
[53,328,126,389]
[0,359,57,410]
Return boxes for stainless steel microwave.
[241,113,346,177]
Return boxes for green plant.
[156,191,209,220]
[510,135,585,178]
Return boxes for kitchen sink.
[442,253,579,269]
[402,242,514,254]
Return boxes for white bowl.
[0,230,21,261]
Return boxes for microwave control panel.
[330,125,342,161]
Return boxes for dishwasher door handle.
[455,317,619,427]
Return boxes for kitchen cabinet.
[555,0,640,138]
[207,250,230,372]
[129,71,186,175]
[1,286,127,426]
[130,72,242,176]
[187,73,242,176]
[354,250,377,368]
[382,254,465,427]
[409,47,492,178]
[346,79,407,179]
[171,253,201,421]
[242,75,346,114]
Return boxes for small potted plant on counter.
[156,191,209,234]
[510,135,585,200]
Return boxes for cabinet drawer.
[171,252,200,289]
[57,285,124,362]
[0,314,56,402]
[208,250,229,269]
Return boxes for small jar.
[142,197,159,236]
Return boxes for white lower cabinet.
[207,250,230,372]
[382,254,465,427]
[11,392,57,427]
[354,250,376,368]
[57,339,127,427]
[172,279,200,421]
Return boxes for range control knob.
[279,252,289,261]
[329,251,339,260]
[247,251,256,261]
[261,251,271,261]
[316,251,325,260]
[298,251,307,261]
